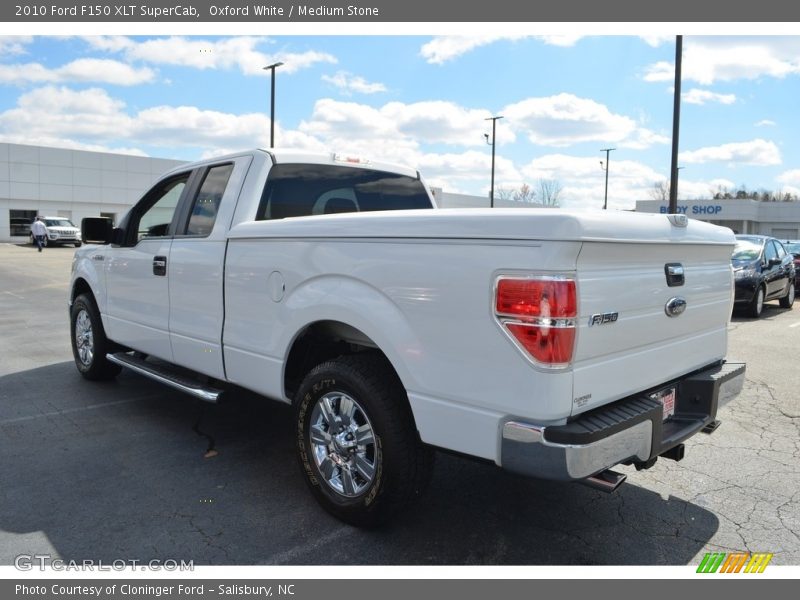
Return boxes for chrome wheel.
[789,284,795,305]
[74,308,94,366]
[309,391,378,497]
[756,288,764,315]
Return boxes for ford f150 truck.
[69,149,745,526]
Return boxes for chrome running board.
[107,352,223,403]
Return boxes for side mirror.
[768,257,782,267]
[81,217,113,244]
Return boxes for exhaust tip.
[581,469,627,493]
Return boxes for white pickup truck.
[69,149,745,526]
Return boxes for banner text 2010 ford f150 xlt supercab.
[69,149,745,526]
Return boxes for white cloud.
[502,93,666,149]
[640,36,673,48]
[300,98,515,149]
[0,36,33,56]
[777,169,800,186]
[518,153,666,211]
[0,59,155,86]
[644,37,800,85]
[679,139,781,166]
[755,119,776,127]
[0,86,272,152]
[83,36,336,75]
[682,88,736,105]
[419,34,581,65]
[321,71,386,95]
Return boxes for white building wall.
[0,143,184,242]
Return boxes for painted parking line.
[790,321,800,328]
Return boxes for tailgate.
[572,237,734,415]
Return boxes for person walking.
[30,216,48,252]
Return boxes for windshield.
[732,239,762,261]
[43,219,75,227]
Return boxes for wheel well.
[71,278,93,304]
[284,321,400,400]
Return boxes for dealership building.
[0,143,184,242]
[635,199,800,239]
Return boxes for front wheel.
[70,293,122,380]
[747,285,765,318]
[780,281,795,309]
[74,242,82,248]
[294,354,433,527]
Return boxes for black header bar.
[4,0,800,22]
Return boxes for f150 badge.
[589,312,618,326]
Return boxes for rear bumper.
[500,361,746,481]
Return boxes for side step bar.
[107,352,224,403]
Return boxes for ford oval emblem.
[665,297,687,317]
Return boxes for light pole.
[263,61,284,148]
[484,115,503,208]
[600,148,615,210]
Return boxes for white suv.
[30,216,82,247]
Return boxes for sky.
[1,34,799,210]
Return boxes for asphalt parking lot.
[1,242,798,566]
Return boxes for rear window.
[256,163,432,221]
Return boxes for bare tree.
[513,183,536,203]
[649,180,670,202]
[495,187,514,202]
[538,179,563,207]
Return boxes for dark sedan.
[732,235,795,318]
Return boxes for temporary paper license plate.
[650,388,676,421]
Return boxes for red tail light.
[495,276,577,367]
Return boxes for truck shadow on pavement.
[1,362,719,566]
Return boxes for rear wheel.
[779,281,795,309]
[748,285,765,318]
[294,353,433,527]
[70,293,122,380]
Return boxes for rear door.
[167,156,252,379]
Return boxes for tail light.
[494,276,577,368]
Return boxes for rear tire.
[70,293,122,380]
[294,353,433,527]
[748,286,765,318]
[779,282,795,309]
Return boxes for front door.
[105,172,192,362]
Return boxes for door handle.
[153,256,167,276]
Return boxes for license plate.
[650,388,676,421]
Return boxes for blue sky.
[0,34,799,210]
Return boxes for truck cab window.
[184,164,234,236]
[131,174,190,244]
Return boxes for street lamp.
[484,115,504,208]
[263,61,284,148]
[599,148,616,210]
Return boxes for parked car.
[29,216,82,247]
[784,241,800,291]
[732,235,795,317]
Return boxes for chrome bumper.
[501,361,746,481]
